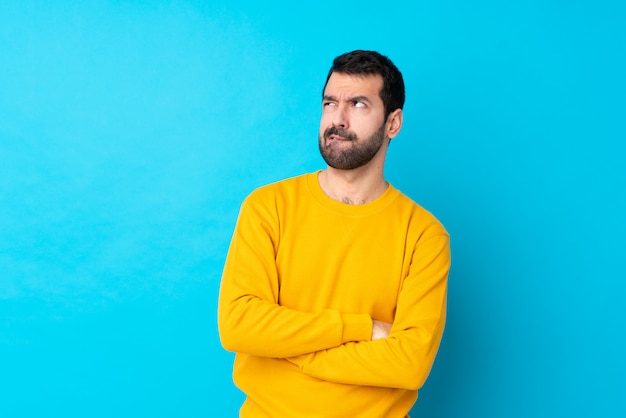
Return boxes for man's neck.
[318,165,388,205]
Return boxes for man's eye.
[323,102,336,108]
[354,101,366,108]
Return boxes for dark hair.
[323,50,405,120]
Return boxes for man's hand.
[372,319,392,340]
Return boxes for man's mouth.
[325,127,356,143]
[329,134,350,142]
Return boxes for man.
[218,50,450,417]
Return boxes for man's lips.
[324,126,356,144]
[328,134,350,142]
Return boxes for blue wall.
[1,1,624,416]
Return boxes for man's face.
[318,72,387,170]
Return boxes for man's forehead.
[324,72,383,97]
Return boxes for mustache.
[323,126,357,141]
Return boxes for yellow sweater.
[218,172,450,418]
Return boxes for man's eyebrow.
[349,95,372,104]
[322,94,372,103]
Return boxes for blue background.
[1,1,624,416]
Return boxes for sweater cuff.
[341,313,372,343]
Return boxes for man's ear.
[386,109,403,140]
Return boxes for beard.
[318,123,386,170]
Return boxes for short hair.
[323,50,405,120]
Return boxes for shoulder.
[234,173,313,230]
[391,188,449,239]
[244,172,311,205]
[239,173,316,221]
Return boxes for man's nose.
[332,105,349,129]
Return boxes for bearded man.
[218,50,450,418]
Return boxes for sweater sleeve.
[218,195,373,358]
[286,234,450,390]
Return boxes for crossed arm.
[283,234,449,390]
